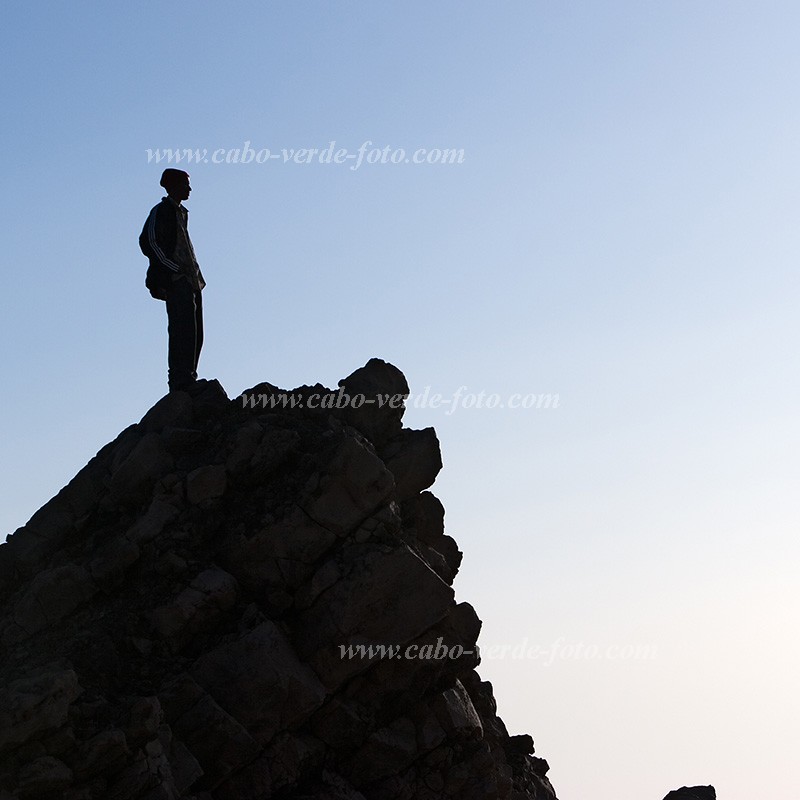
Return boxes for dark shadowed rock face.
[663,787,716,800]
[0,359,558,800]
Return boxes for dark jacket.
[140,197,206,299]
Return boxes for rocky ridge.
[663,788,716,800]
[0,359,558,800]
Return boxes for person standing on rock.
[139,169,206,392]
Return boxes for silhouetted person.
[139,169,206,392]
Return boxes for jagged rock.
[220,506,336,597]
[125,698,163,748]
[73,728,130,780]
[0,360,558,800]
[301,437,395,535]
[402,491,445,545]
[150,568,239,650]
[10,565,96,638]
[296,544,455,691]
[139,391,194,434]
[161,676,259,790]
[382,428,443,501]
[89,536,141,592]
[434,680,483,741]
[663,787,716,800]
[126,498,180,545]
[109,432,174,505]
[2,504,74,578]
[335,358,409,447]
[190,620,326,743]
[185,465,227,505]
[0,670,82,753]
[347,716,418,784]
[15,755,72,796]
[265,733,325,793]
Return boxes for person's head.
[160,169,191,203]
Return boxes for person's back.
[140,169,206,391]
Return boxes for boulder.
[382,427,443,501]
[335,358,409,447]
[185,465,227,505]
[109,433,174,505]
[302,437,395,535]
[0,669,82,753]
[663,788,716,800]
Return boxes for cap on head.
[159,169,190,189]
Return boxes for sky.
[1,2,799,798]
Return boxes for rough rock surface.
[663,787,716,800]
[0,359,558,800]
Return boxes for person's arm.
[145,202,181,273]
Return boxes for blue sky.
[2,3,799,798]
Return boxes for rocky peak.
[663,787,716,800]
[0,359,558,800]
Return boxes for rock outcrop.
[663,787,716,800]
[0,359,558,800]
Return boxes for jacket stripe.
[146,206,181,272]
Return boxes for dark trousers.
[166,278,203,391]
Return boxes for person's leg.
[192,289,204,379]
[165,278,198,391]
